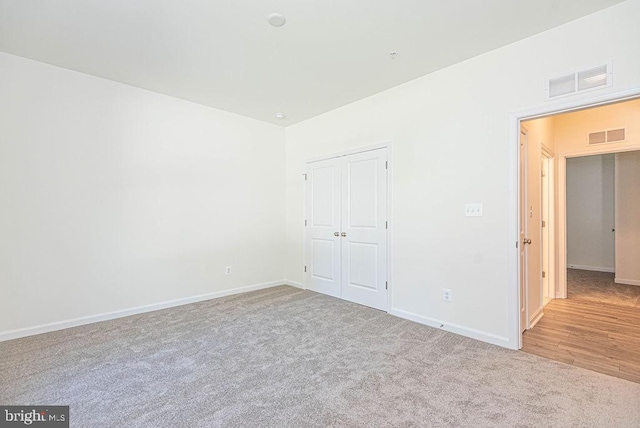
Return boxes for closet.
[304,147,388,310]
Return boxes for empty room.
[2,1,640,427]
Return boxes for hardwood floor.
[522,298,640,383]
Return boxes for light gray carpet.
[1,286,640,427]
[568,268,640,308]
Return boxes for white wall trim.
[615,278,640,286]
[389,308,511,348]
[0,280,285,342]
[529,307,545,329]
[509,86,640,350]
[284,279,305,289]
[568,265,615,273]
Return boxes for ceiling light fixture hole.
[268,13,286,27]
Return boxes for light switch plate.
[465,203,483,217]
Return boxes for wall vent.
[547,63,611,100]
[588,128,626,145]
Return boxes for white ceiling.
[0,0,625,125]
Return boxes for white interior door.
[304,148,389,311]
[305,158,341,298]
[520,128,529,332]
[340,149,388,311]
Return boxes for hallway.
[522,269,640,383]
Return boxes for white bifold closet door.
[305,148,388,311]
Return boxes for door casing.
[509,87,640,350]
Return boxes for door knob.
[334,232,339,237]
[523,238,532,245]
[341,232,347,237]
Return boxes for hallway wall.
[566,154,615,272]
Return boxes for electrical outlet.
[225,266,232,275]
[465,203,483,217]
[442,288,452,302]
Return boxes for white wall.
[566,155,615,272]
[615,150,640,285]
[0,52,286,335]
[285,0,640,347]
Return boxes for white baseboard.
[615,277,640,286]
[568,264,615,273]
[0,280,285,342]
[284,279,305,289]
[528,307,544,329]
[388,308,513,349]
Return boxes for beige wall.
[522,117,554,323]
[554,98,640,155]
[615,151,640,286]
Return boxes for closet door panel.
[305,158,341,297]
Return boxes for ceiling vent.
[547,63,611,100]
[588,128,626,145]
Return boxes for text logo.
[0,407,68,428]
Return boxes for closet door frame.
[303,143,392,312]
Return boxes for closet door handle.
[341,232,347,237]
[334,232,340,237]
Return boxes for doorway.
[518,97,640,383]
[304,146,389,311]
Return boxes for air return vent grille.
[588,128,626,145]
[547,63,611,99]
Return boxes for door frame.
[519,126,530,331]
[540,149,555,303]
[508,87,640,350]
[302,142,393,312]
[557,146,640,298]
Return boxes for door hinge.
[304,266,307,273]
[542,221,546,227]
[516,241,519,248]
[385,161,388,170]
[542,271,546,278]
[303,173,307,181]
[385,221,388,229]
[385,281,388,290]
[305,219,307,226]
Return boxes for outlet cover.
[225,266,232,275]
[442,288,452,302]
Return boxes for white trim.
[615,278,640,286]
[284,279,305,289]
[509,86,640,350]
[541,153,556,299]
[389,308,510,348]
[528,307,544,329]
[0,280,284,342]
[568,265,615,273]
